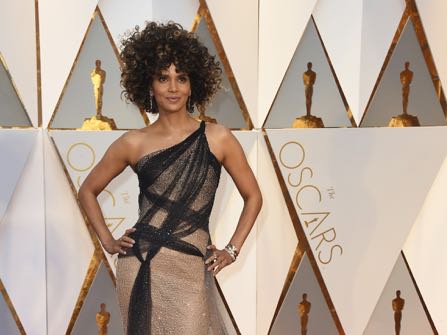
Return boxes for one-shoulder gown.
[116,120,236,334]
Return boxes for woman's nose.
[168,79,178,92]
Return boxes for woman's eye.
[178,76,188,83]
[158,76,167,82]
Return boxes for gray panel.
[265,18,351,129]
[194,19,248,129]
[51,14,146,129]
[0,56,31,127]
[363,253,433,335]
[0,292,20,335]
[72,262,123,335]
[270,254,338,335]
[361,19,445,127]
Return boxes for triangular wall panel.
[0,288,20,335]
[264,18,351,128]
[0,1,38,126]
[364,253,433,335]
[258,0,317,128]
[207,0,258,126]
[0,130,36,223]
[270,254,338,335]
[72,262,122,334]
[416,0,447,106]
[39,0,99,126]
[361,18,445,127]
[0,55,32,127]
[49,10,146,129]
[194,16,250,129]
[0,130,46,334]
[44,131,96,335]
[404,155,447,334]
[313,0,363,124]
[256,133,298,335]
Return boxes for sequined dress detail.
[116,120,236,335]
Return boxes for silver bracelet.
[224,243,239,262]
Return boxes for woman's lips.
[166,97,181,103]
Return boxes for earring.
[188,96,194,112]
[148,93,153,112]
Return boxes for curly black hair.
[120,21,222,114]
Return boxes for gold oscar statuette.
[392,290,405,335]
[194,105,217,124]
[96,303,111,335]
[388,61,420,127]
[80,59,117,130]
[292,62,324,128]
[297,293,311,335]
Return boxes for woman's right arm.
[78,133,136,255]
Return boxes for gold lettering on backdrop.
[279,141,343,265]
[67,143,96,172]
[66,141,128,239]
[279,141,305,169]
[288,167,313,188]
[296,185,322,210]
[105,217,125,233]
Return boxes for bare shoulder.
[106,127,149,164]
[204,122,232,142]
[204,122,242,165]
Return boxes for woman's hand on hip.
[205,244,234,275]
[102,228,136,255]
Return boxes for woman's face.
[151,63,191,114]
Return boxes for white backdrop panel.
[258,0,317,128]
[0,0,38,126]
[313,0,362,124]
[39,0,98,126]
[210,131,257,335]
[416,0,447,104]
[99,0,152,48]
[44,131,96,335]
[0,130,46,334]
[0,129,36,223]
[207,0,258,126]
[266,127,447,334]
[256,133,297,335]
[404,155,447,334]
[51,130,139,275]
[152,0,199,30]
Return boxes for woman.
[79,22,262,334]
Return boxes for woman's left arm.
[206,127,263,274]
